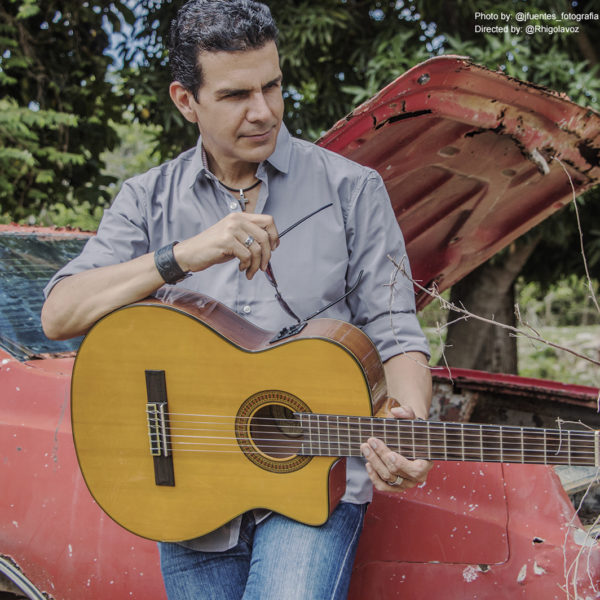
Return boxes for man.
[42,1,432,598]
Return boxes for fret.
[520,428,524,463]
[410,420,415,460]
[383,418,391,452]
[358,417,364,451]
[444,424,461,461]
[460,423,465,461]
[567,430,572,467]
[463,423,480,461]
[301,413,310,455]
[499,425,503,463]
[379,418,387,449]
[426,421,432,461]
[412,421,428,460]
[317,414,322,456]
[479,425,483,461]
[350,416,358,457]
[397,419,403,457]
[503,426,528,462]
[443,424,448,461]
[543,429,547,465]
[427,422,443,460]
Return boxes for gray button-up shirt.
[45,124,429,550]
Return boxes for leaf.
[35,169,55,184]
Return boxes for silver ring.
[389,475,404,486]
[243,235,254,248]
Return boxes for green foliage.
[517,275,600,327]
[0,0,132,221]
[118,0,438,155]
[517,325,600,386]
[443,31,600,109]
[421,275,600,383]
[38,201,105,231]
[100,119,161,201]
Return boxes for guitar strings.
[154,410,597,439]
[143,412,597,463]
[151,413,597,446]
[157,435,596,461]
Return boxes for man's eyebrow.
[264,75,283,87]
[215,75,282,98]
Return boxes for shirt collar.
[264,123,292,174]
[186,122,292,188]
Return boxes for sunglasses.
[265,203,364,343]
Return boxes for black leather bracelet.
[154,241,187,284]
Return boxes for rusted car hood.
[319,55,600,308]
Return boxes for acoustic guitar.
[71,288,599,542]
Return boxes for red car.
[1,57,599,599]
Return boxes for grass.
[422,325,600,388]
[517,325,600,388]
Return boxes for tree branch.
[387,254,600,368]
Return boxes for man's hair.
[169,0,279,99]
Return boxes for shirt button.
[242,305,252,314]
[229,201,238,211]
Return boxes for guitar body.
[71,290,386,542]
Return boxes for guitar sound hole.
[250,405,303,459]
[235,390,312,473]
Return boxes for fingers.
[390,405,415,420]
[361,438,432,493]
[176,213,279,277]
[239,215,280,277]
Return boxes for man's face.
[183,41,284,170]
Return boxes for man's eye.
[221,91,248,100]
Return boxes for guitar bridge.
[145,370,175,486]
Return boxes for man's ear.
[169,81,199,124]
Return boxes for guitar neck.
[296,414,600,467]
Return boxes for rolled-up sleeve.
[43,180,150,298]
[345,171,430,362]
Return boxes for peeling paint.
[463,565,479,582]
[533,561,546,575]
[573,528,596,547]
[517,563,527,584]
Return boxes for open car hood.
[319,55,600,309]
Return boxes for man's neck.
[203,147,259,190]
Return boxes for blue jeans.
[158,502,366,600]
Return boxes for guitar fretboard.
[296,414,599,466]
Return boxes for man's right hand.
[175,212,279,280]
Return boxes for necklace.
[219,178,261,210]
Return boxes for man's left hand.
[361,404,433,493]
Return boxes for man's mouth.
[241,127,275,141]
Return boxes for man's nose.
[246,92,271,122]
